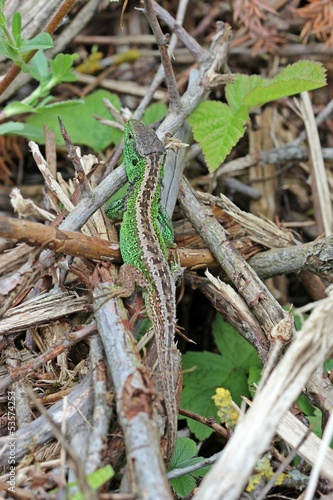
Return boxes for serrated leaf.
[169,438,210,498]
[18,32,53,53]
[244,61,326,109]
[26,90,122,151]
[181,350,233,440]
[11,12,22,46]
[212,315,260,369]
[181,315,261,440]
[188,101,248,171]
[50,53,78,83]
[169,438,197,470]
[170,474,196,498]
[226,74,266,110]
[274,60,326,84]
[213,316,261,404]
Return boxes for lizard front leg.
[105,263,149,300]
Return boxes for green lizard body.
[105,119,178,458]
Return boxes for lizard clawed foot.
[93,263,149,311]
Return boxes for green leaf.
[49,464,114,498]
[18,32,53,53]
[170,474,196,498]
[324,358,333,374]
[169,438,210,498]
[306,408,323,439]
[0,121,45,142]
[181,350,233,440]
[243,61,326,109]
[142,102,167,125]
[212,315,260,370]
[70,465,114,500]
[28,50,50,82]
[190,61,326,173]
[50,52,78,83]
[0,39,9,56]
[0,4,6,29]
[226,74,266,110]
[26,90,122,151]
[188,101,248,171]
[3,101,38,117]
[11,12,22,46]
[169,437,198,469]
[5,43,20,62]
[297,393,315,417]
[181,314,261,440]
[212,315,261,406]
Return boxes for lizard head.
[125,119,165,156]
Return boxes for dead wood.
[0,0,332,498]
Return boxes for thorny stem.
[0,0,78,96]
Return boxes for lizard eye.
[128,133,133,140]
[132,159,138,166]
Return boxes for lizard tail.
[146,292,180,461]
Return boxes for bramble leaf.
[181,314,260,440]
[188,101,248,171]
[190,61,327,172]
[169,438,210,498]
[243,61,326,109]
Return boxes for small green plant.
[0,0,53,69]
[0,96,167,152]
[49,464,114,499]
[3,51,78,117]
[168,438,210,498]
[188,60,327,171]
[0,1,78,119]
[181,314,261,440]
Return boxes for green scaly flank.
[105,119,175,282]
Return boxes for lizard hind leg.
[116,263,149,297]
[95,263,149,309]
